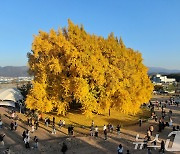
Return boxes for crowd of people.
[89,120,122,140]
[0,97,179,154]
[22,129,39,149]
[138,99,180,154]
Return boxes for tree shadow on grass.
[104,108,151,127]
[0,107,175,154]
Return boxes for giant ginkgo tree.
[26,19,153,116]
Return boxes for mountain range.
[0,66,180,77]
[148,67,180,74]
[0,66,29,77]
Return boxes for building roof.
[0,100,15,107]
[0,88,23,102]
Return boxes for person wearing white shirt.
[24,136,30,148]
[169,118,173,127]
[103,125,107,131]
[117,144,123,154]
[62,120,65,126]
[95,126,98,137]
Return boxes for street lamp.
[19,102,22,113]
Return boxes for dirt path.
[0,99,179,154]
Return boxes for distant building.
[0,76,33,84]
[152,74,176,84]
[17,76,33,82]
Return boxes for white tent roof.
[0,100,15,107]
[0,88,23,102]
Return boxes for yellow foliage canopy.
[26,19,153,116]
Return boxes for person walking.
[103,124,107,131]
[35,120,39,130]
[110,124,114,133]
[34,136,38,148]
[27,117,30,126]
[45,118,48,127]
[47,117,50,126]
[29,117,32,126]
[159,140,165,154]
[169,109,172,118]
[117,144,123,154]
[162,121,165,130]
[68,126,71,135]
[52,124,56,134]
[155,115,158,122]
[0,134,5,147]
[70,125,74,136]
[52,117,55,125]
[61,142,68,154]
[31,125,35,133]
[95,126,98,138]
[14,121,18,131]
[0,119,3,129]
[147,148,152,154]
[11,111,15,119]
[4,147,10,154]
[38,113,42,121]
[169,118,173,127]
[59,120,63,128]
[149,125,154,136]
[90,125,94,136]
[116,124,121,135]
[104,129,107,140]
[10,121,14,130]
[22,130,26,141]
[62,120,65,126]
[26,129,30,138]
[139,118,142,127]
[158,120,162,132]
[147,129,151,141]
[107,123,111,132]
[24,136,30,149]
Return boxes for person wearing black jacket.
[0,134,5,146]
[61,142,68,154]
[22,130,26,141]
[159,140,165,153]
[10,121,14,130]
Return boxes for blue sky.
[0,0,180,69]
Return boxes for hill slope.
[0,66,29,77]
[148,67,180,74]
[1,66,180,77]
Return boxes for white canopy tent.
[0,100,15,107]
[0,88,23,107]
